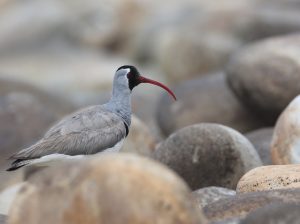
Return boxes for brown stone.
[8,154,206,224]
[237,165,300,193]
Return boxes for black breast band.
[124,122,129,137]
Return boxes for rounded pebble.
[152,123,262,190]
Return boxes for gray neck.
[104,85,132,127]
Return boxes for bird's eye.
[127,72,133,79]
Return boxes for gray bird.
[7,65,176,171]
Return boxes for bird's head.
[115,65,176,100]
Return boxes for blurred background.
[1,0,300,189]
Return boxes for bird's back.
[7,105,128,170]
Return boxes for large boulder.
[152,123,262,190]
[226,34,300,124]
[8,154,206,224]
[271,95,300,164]
[156,73,264,137]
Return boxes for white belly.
[101,138,124,154]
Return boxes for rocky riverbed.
[1,0,300,223]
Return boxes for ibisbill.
[6,65,176,171]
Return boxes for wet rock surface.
[8,154,206,224]
[152,123,262,190]
[271,95,300,165]
[156,73,265,137]
[245,127,273,165]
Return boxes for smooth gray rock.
[226,34,300,124]
[152,123,262,190]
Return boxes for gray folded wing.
[11,105,127,159]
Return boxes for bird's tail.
[6,159,31,171]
